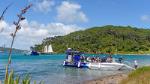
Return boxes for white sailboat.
[48,45,53,53]
[42,44,53,54]
[44,46,48,53]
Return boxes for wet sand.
[83,73,127,84]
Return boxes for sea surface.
[0,52,150,84]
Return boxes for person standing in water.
[134,60,138,69]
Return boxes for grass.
[120,66,150,84]
[1,4,44,84]
[4,67,44,84]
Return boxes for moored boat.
[30,47,39,56]
[40,44,53,55]
[63,48,134,70]
[30,51,39,56]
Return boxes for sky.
[0,0,150,50]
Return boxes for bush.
[120,66,150,84]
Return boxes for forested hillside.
[34,25,150,54]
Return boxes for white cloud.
[0,20,81,50]
[141,15,150,22]
[0,20,7,32]
[56,1,88,23]
[33,0,55,13]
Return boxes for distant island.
[33,25,150,54]
[0,47,25,53]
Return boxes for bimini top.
[65,49,82,55]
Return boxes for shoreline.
[83,73,128,84]
[114,53,150,55]
[89,53,150,56]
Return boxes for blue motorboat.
[30,51,39,56]
[30,47,39,56]
[63,48,88,68]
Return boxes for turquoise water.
[0,53,150,84]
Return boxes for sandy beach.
[83,73,127,84]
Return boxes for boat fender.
[63,61,66,66]
[78,62,81,68]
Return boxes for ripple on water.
[0,54,150,84]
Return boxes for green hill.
[33,25,150,54]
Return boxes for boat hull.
[87,62,125,70]
[30,51,39,56]
[40,53,53,55]
[63,61,127,70]
[63,61,88,68]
